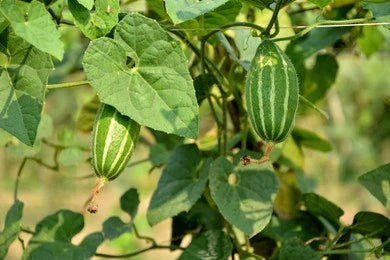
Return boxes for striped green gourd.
[245,40,299,143]
[92,103,140,181]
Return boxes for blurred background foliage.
[0,0,389,259]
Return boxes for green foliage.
[358,163,390,207]
[23,210,104,259]
[292,127,332,152]
[83,13,199,139]
[0,31,53,146]
[0,0,64,60]
[279,237,320,260]
[164,0,230,24]
[0,201,23,259]
[179,230,233,260]
[68,0,119,39]
[303,193,344,229]
[0,0,389,259]
[209,157,278,235]
[147,144,208,225]
[103,188,139,240]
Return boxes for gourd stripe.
[93,106,102,174]
[270,64,276,140]
[275,45,290,141]
[106,122,139,180]
[93,104,108,175]
[248,62,267,139]
[282,68,299,139]
[257,56,269,140]
[101,109,117,173]
[106,118,132,176]
[107,131,137,179]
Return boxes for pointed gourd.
[245,40,299,143]
[92,103,140,181]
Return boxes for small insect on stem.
[106,5,111,14]
[242,143,274,165]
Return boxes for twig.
[95,245,185,258]
[126,158,149,168]
[14,158,27,202]
[46,80,89,89]
[132,224,156,246]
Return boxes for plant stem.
[132,224,157,246]
[95,245,184,258]
[46,80,89,89]
[14,158,27,202]
[221,94,228,156]
[126,158,149,168]
[263,0,284,36]
[273,18,373,42]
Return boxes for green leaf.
[165,0,230,24]
[76,95,100,133]
[68,0,119,40]
[362,1,390,30]
[262,211,325,242]
[292,127,332,152]
[76,0,94,10]
[146,0,170,20]
[180,0,242,38]
[23,210,104,260]
[308,0,332,8]
[0,201,23,259]
[302,54,338,103]
[0,13,8,33]
[209,157,278,235]
[0,0,64,60]
[0,31,53,146]
[358,26,385,57]
[120,188,140,219]
[83,13,199,139]
[179,230,233,260]
[58,147,88,166]
[349,211,390,237]
[148,143,170,167]
[279,237,320,260]
[102,188,139,240]
[303,193,344,229]
[102,217,131,240]
[147,144,209,226]
[242,0,274,9]
[358,163,390,208]
[193,74,215,105]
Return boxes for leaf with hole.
[209,157,278,235]
[83,13,199,139]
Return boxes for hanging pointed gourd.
[87,103,140,213]
[246,39,299,143]
[244,40,299,164]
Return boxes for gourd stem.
[85,178,106,214]
[242,143,274,165]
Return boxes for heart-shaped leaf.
[83,13,198,139]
